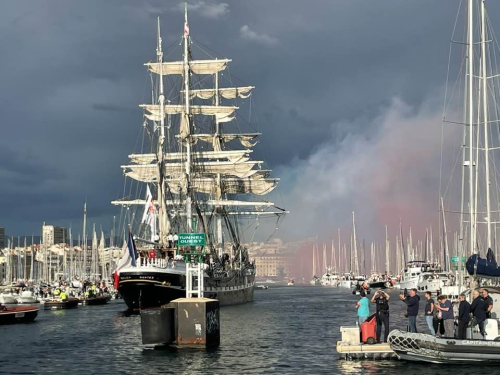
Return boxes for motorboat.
[310,276,321,286]
[388,320,500,363]
[44,298,80,310]
[256,285,268,290]
[337,274,356,289]
[0,305,39,324]
[416,272,451,295]
[367,273,391,289]
[320,271,339,286]
[0,290,18,305]
[16,291,40,304]
[398,261,442,291]
[81,294,111,306]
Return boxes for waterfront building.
[42,225,68,246]
[254,254,293,278]
[0,226,5,249]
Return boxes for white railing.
[139,258,171,269]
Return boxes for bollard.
[140,306,175,348]
[170,297,220,348]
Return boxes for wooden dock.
[336,341,398,360]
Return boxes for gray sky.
[1,0,497,243]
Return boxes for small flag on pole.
[184,5,189,35]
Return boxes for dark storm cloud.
[1,0,497,240]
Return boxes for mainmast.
[468,0,476,255]
[183,5,193,233]
[481,0,492,250]
[156,18,170,244]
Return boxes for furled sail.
[188,86,254,100]
[122,160,263,182]
[189,133,260,150]
[166,177,278,196]
[128,150,252,164]
[141,104,237,122]
[145,59,231,75]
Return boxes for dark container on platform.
[140,306,175,346]
[171,297,220,348]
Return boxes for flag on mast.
[184,5,189,35]
[127,227,138,267]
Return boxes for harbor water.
[0,287,480,374]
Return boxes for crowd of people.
[355,287,495,342]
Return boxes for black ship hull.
[119,269,255,310]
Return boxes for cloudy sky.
[1,0,498,245]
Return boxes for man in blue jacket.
[400,288,420,333]
[470,290,487,338]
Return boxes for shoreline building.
[0,226,5,249]
[42,225,68,246]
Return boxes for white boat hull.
[337,280,354,289]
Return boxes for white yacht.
[0,290,18,304]
[397,261,425,291]
[320,267,339,286]
[416,271,452,295]
[337,273,356,289]
[16,291,40,304]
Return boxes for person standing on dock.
[356,291,370,325]
[471,290,487,338]
[424,292,436,335]
[371,290,390,343]
[435,295,454,338]
[400,288,419,333]
[481,289,493,319]
[457,294,471,339]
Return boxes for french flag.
[113,228,138,289]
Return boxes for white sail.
[188,86,254,100]
[112,198,273,207]
[145,59,231,75]
[166,177,279,196]
[122,160,263,182]
[190,133,260,149]
[141,104,237,122]
[128,150,252,164]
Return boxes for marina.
[4,0,500,373]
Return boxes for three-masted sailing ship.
[112,8,286,310]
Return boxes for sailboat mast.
[312,244,316,277]
[338,228,341,273]
[183,6,193,233]
[468,0,475,255]
[352,212,359,276]
[83,202,87,277]
[385,225,390,275]
[481,0,492,250]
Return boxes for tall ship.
[113,8,286,310]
